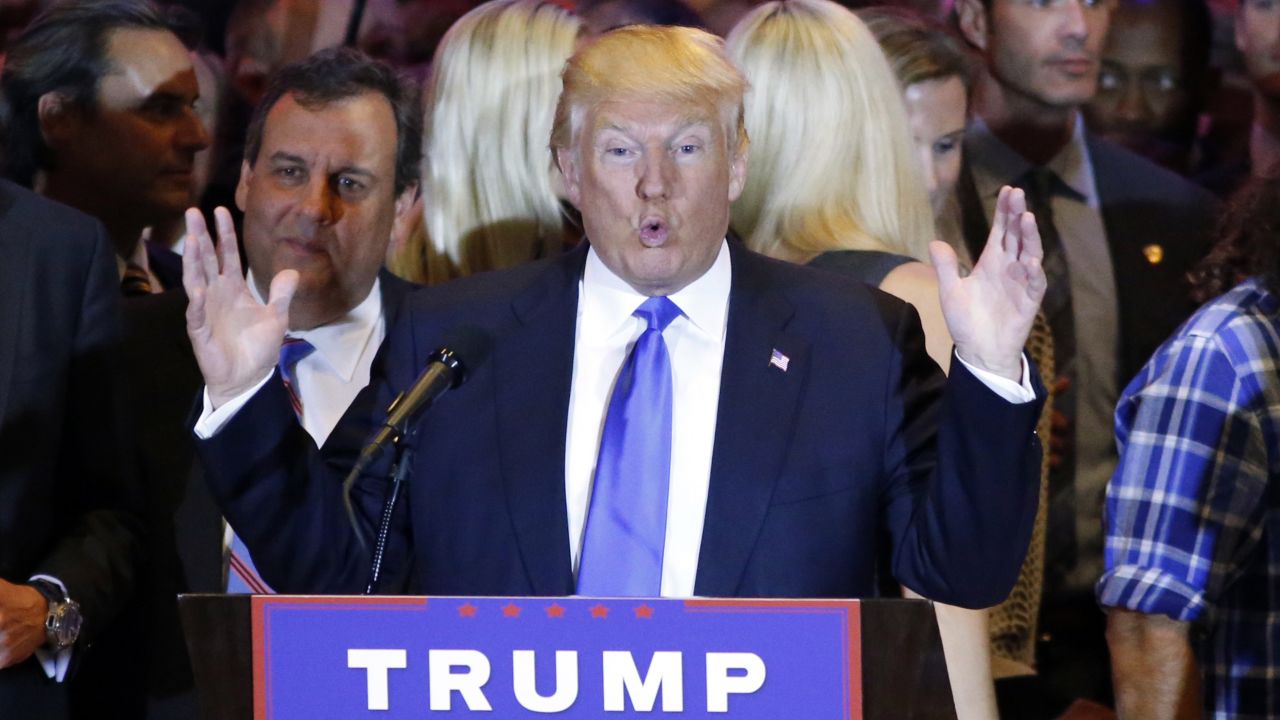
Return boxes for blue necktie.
[224,338,315,594]
[577,296,682,596]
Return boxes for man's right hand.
[0,579,47,669]
[182,207,298,409]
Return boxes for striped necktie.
[120,262,153,297]
[226,531,273,594]
[278,337,316,419]
[224,337,315,594]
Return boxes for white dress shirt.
[566,242,732,598]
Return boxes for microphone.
[358,325,492,466]
[343,325,493,546]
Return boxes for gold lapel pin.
[1142,244,1164,265]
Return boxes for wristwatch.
[28,580,82,651]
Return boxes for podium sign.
[251,597,862,719]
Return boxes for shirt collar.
[966,113,1097,205]
[578,239,732,345]
[246,269,383,382]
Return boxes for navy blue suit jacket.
[199,241,1045,608]
[68,270,417,720]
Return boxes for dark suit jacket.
[70,270,415,720]
[957,135,1219,387]
[200,241,1046,609]
[0,179,143,719]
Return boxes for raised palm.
[182,207,298,407]
[930,186,1046,382]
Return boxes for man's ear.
[36,92,77,149]
[555,147,581,207]
[956,0,990,52]
[234,159,253,211]
[394,182,419,220]
[727,147,748,203]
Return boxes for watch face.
[49,600,82,648]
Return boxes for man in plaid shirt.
[1099,178,1280,719]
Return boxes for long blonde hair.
[726,0,935,263]
[393,0,580,284]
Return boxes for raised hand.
[183,206,298,408]
[930,186,1046,382]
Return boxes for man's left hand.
[0,579,47,669]
[931,185,1045,382]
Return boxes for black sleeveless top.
[806,249,913,287]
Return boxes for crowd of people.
[0,0,1275,719]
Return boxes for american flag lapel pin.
[769,348,790,372]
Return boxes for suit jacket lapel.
[493,245,586,595]
[695,246,809,597]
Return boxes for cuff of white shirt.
[954,351,1035,404]
[28,574,71,682]
[193,372,274,439]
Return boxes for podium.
[179,595,956,719]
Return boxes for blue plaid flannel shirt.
[1098,277,1280,719]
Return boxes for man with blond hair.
[186,25,1048,606]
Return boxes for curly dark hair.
[1190,175,1280,302]
[243,47,422,196]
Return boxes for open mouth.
[639,217,669,247]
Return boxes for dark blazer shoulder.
[1087,135,1218,211]
[0,178,106,253]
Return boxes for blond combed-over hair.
[550,24,750,160]
[726,0,935,263]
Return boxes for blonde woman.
[727,0,954,372]
[389,0,580,285]
[727,2,998,718]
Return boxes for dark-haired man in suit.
[79,46,420,719]
[0,0,208,295]
[954,0,1219,711]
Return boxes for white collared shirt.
[565,241,732,598]
[245,271,386,446]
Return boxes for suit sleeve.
[34,221,146,643]
[194,301,418,595]
[881,301,1045,608]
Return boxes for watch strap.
[27,579,67,606]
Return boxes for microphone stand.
[364,423,415,595]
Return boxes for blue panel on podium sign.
[252,596,862,719]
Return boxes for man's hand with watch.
[0,577,81,669]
